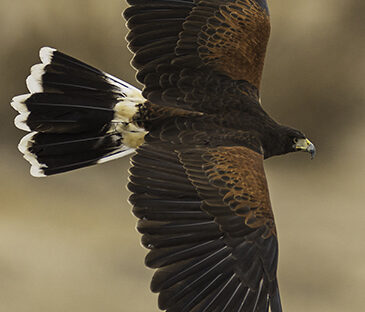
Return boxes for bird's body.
[11,0,315,311]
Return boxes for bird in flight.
[11,0,315,311]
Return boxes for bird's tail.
[11,47,147,177]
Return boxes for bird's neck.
[222,108,290,159]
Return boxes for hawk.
[11,0,315,311]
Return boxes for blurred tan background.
[0,0,364,311]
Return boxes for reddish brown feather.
[202,146,276,238]
[198,0,271,88]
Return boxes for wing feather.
[124,0,270,113]
[128,122,282,311]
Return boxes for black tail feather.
[13,92,116,133]
[20,131,133,176]
[12,47,146,176]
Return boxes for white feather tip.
[18,133,47,178]
[18,132,35,154]
[30,166,46,178]
[39,47,56,64]
[11,94,30,113]
[14,112,31,131]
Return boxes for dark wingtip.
[269,279,283,312]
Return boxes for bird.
[11,0,316,311]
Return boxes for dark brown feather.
[127,117,282,311]
[124,0,270,113]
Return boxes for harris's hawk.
[11,0,315,311]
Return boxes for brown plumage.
[11,0,316,311]
[128,112,284,311]
[196,0,271,87]
[124,1,314,311]
[202,146,275,237]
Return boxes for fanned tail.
[11,47,147,176]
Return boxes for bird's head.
[284,128,316,159]
[262,127,316,159]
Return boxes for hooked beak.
[295,138,316,159]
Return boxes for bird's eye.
[293,137,298,144]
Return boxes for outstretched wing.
[124,0,270,113]
[128,120,282,312]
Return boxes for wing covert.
[203,146,276,238]
[178,0,270,87]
